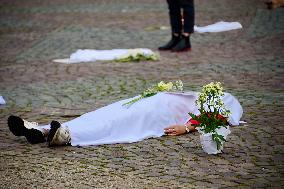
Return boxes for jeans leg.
[167,0,182,34]
[180,0,195,33]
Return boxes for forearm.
[164,123,196,136]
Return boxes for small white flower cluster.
[173,80,184,91]
[123,80,183,107]
[202,82,224,96]
[157,80,183,92]
[115,49,159,62]
[196,82,230,117]
[157,81,173,91]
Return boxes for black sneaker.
[172,35,191,52]
[158,34,181,50]
[7,115,46,144]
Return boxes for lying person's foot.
[47,120,71,147]
[172,35,191,52]
[158,34,181,51]
[7,115,46,144]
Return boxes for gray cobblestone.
[0,0,284,188]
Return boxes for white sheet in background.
[194,21,242,33]
[39,92,243,146]
[53,48,154,64]
[0,96,6,105]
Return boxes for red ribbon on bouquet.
[188,113,227,126]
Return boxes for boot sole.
[8,115,46,144]
[7,115,26,136]
[172,48,192,52]
[158,48,173,51]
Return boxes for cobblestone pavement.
[0,0,283,188]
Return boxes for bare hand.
[164,125,186,136]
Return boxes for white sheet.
[40,92,243,146]
[194,21,242,33]
[53,48,154,64]
[0,96,6,105]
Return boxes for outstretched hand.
[164,125,187,136]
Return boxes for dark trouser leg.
[167,0,182,34]
[171,0,194,52]
[158,0,184,50]
[180,0,195,33]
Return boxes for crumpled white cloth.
[0,96,6,105]
[194,21,242,33]
[53,48,155,64]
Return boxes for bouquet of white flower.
[115,49,159,62]
[188,82,231,154]
[123,80,183,107]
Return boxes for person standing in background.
[159,0,195,52]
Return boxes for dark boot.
[47,121,71,147]
[7,115,46,144]
[172,35,191,52]
[158,34,181,50]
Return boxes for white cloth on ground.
[53,48,155,64]
[39,92,243,147]
[194,21,242,33]
[0,96,6,105]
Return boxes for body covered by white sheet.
[40,92,243,146]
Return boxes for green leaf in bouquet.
[212,132,226,150]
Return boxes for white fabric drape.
[40,92,243,146]
[0,96,6,105]
[53,48,155,64]
[194,21,242,33]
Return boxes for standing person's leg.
[182,0,195,34]
[167,0,183,35]
[172,0,194,52]
[159,0,182,50]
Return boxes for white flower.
[123,80,183,107]
[196,82,231,116]
[174,80,183,91]
[158,81,173,91]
